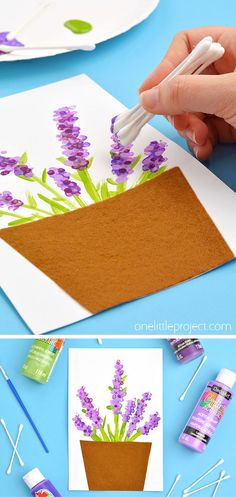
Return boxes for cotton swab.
[1,419,24,466]
[179,355,208,401]
[211,470,226,497]
[183,459,224,493]
[184,474,231,496]
[7,424,24,475]
[165,474,181,497]
[6,0,54,41]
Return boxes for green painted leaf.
[82,409,86,413]
[37,193,69,213]
[64,19,93,34]
[56,156,66,164]
[101,181,109,200]
[19,151,28,164]
[42,168,47,183]
[26,191,37,208]
[106,405,113,410]
[8,216,35,226]
[106,177,119,186]
[108,386,113,391]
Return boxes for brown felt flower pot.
[80,440,152,490]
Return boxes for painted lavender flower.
[0,191,23,211]
[0,154,33,178]
[54,106,90,170]
[122,400,136,423]
[73,414,93,437]
[110,360,127,415]
[110,116,137,184]
[77,386,103,429]
[73,360,161,443]
[140,413,161,435]
[0,32,24,55]
[47,167,81,197]
[127,392,152,437]
[142,140,167,173]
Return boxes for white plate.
[0,0,160,61]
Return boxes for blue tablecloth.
[0,0,235,334]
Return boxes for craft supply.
[7,424,23,475]
[97,338,103,345]
[184,474,231,496]
[114,36,225,145]
[64,19,93,34]
[23,468,62,497]
[1,419,24,467]
[1,168,234,316]
[179,368,236,452]
[183,458,224,493]
[0,366,49,453]
[168,339,204,364]
[21,338,64,384]
[165,474,181,497]
[179,355,208,401]
[6,0,53,41]
[0,43,95,53]
[211,470,225,497]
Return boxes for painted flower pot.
[80,440,152,490]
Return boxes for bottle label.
[169,338,203,360]
[184,381,232,445]
[21,339,64,383]
[35,490,54,497]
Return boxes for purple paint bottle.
[168,338,204,364]
[23,468,62,497]
[179,368,236,452]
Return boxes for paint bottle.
[23,468,62,497]
[168,338,204,364]
[179,368,236,452]
[21,339,65,384]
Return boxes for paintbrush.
[0,365,49,453]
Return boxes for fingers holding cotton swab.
[7,424,24,475]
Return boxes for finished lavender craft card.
[0,75,235,334]
[68,348,163,491]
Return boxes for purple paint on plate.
[23,468,62,497]
[179,368,236,452]
[168,338,204,364]
[0,31,24,55]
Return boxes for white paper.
[0,74,235,334]
[68,348,163,491]
[0,0,159,61]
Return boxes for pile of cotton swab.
[183,459,230,496]
[1,418,24,475]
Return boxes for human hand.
[140,27,236,160]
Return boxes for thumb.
[140,73,235,120]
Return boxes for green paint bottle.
[21,339,65,384]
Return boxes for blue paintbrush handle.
[7,378,49,453]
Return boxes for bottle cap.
[23,468,45,490]
[216,368,236,389]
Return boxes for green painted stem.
[23,204,53,216]
[119,422,127,441]
[114,414,119,441]
[34,176,77,210]
[116,183,126,194]
[130,153,142,170]
[74,195,87,208]
[91,433,102,442]
[99,426,110,442]
[128,431,142,442]
[77,169,101,203]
